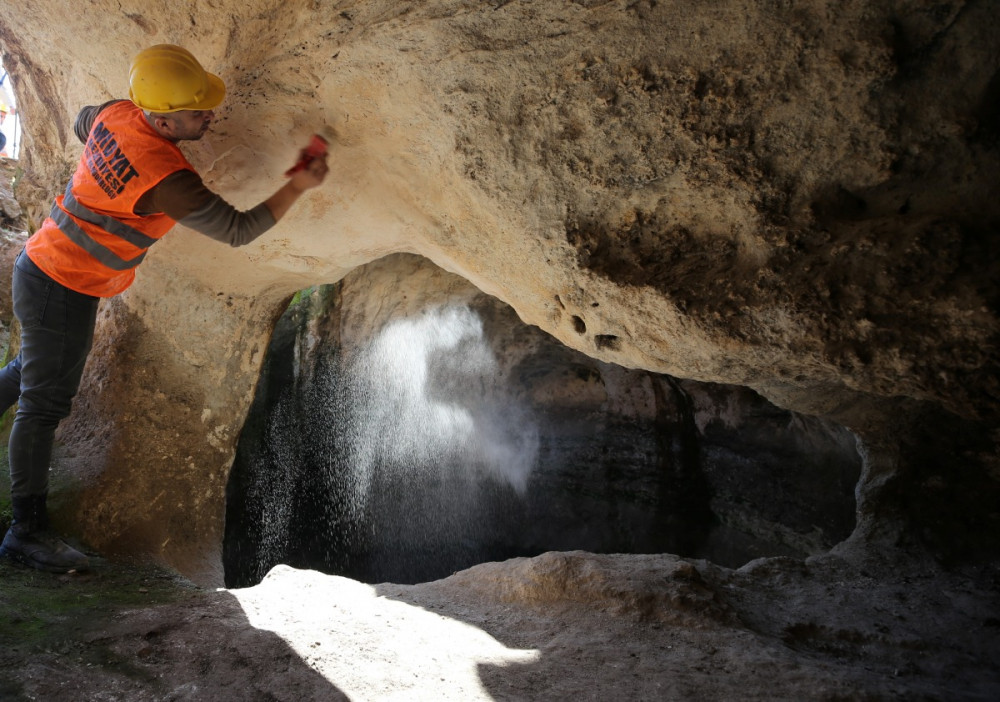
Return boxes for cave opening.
[0,56,20,159]
[223,255,862,588]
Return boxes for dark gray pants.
[0,249,98,498]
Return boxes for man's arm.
[73,100,126,143]
[144,155,328,246]
[74,103,273,245]
[142,170,275,247]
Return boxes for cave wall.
[224,253,860,586]
[0,0,995,583]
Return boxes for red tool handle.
[285,134,329,177]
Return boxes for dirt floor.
[1,548,998,701]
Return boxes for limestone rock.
[8,551,997,700]
[0,2,996,697]
[0,0,995,595]
[225,253,861,586]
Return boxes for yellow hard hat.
[128,44,225,113]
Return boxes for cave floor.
[0,550,998,701]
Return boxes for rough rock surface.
[225,253,862,586]
[0,0,996,580]
[0,157,26,354]
[2,552,998,700]
[0,1,997,699]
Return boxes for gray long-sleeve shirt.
[74,100,275,246]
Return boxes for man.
[0,44,329,573]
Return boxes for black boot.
[0,494,89,573]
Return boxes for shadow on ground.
[0,558,345,701]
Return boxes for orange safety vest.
[25,100,196,297]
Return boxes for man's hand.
[264,149,330,222]
[288,151,329,192]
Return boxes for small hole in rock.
[595,334,620,350]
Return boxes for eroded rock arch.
[0,0,994,584]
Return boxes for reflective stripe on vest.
[50,182,158,271]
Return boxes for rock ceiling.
[0,0,996,581]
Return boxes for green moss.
[288,286,309,307]
[0,557,203,691]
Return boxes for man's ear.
[154,116,173,134]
